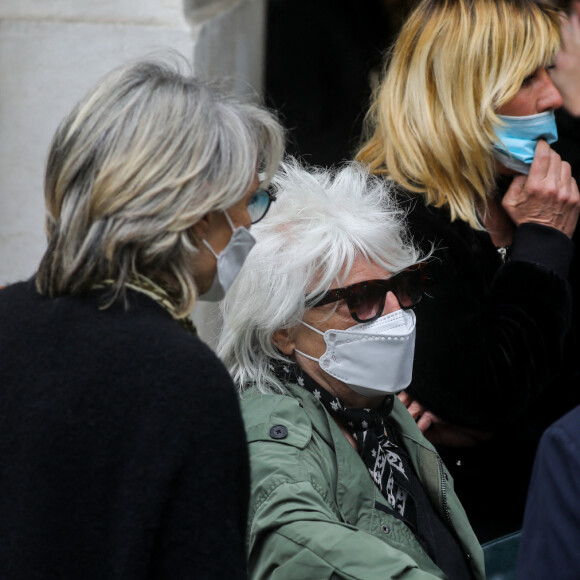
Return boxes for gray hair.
[36,53,284,316]
[217,159,423,394]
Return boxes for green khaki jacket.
[241,382,485,580]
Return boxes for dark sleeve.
[516,408,580,580]
[510,223,574,279]
[404,201,573,429]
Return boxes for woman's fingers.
[397,391,412,407]
[407,400,428,420]
[502,142,580,238]
[416,411,435,433]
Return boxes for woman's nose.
[539,68,563,112]
[384,291,402,315]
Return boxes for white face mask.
[198,211,256,302]
[295,309,416,397]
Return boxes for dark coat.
[396,191,578,540]
[0,280,249,580]
[517,404,580,580]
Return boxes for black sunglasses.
[247,188,277,224]
[305,263,427,323]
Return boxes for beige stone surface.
[0,0,187,27]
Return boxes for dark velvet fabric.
[0,280,249,580]
[396,191,578,541]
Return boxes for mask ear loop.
[293,320,326,362]
[223,210,236,231]
[202,238,219,259]
[201,210,236,259]
[300,319,325,336]
[294,349,319,363]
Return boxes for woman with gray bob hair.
[0,54,283,580]
[37,54,283,315]
[217,160,485,579]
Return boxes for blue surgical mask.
[493,111,558,174]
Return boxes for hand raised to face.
[501,140,580,238]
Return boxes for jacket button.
[270,425,288,439]
[381,524,390,534]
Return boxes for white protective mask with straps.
[198,211,256,302]
[295,309,416,397]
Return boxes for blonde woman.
[0,55,283,579]
[357,0,580,540]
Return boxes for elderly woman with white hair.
[218,161,485,579]
[0,56,283,579]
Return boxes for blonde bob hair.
[36,54,284,316]
[356,0,561,228]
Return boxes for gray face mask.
[198,211,256,302]
[295,309,416,397]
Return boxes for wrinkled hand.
[398,392,493,447]
[501,140,580,238]
[551,13,580,116]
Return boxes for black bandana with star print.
[273,361,416,521]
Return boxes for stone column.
[184,0,268,346]
[186,0,266,95]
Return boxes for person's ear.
[272,328,296,355]
[189,212,215,245]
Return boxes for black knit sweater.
[0,280,249,579]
